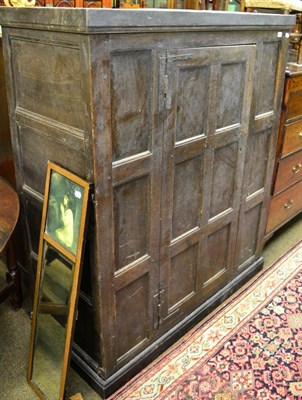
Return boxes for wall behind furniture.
[0,37,15,186]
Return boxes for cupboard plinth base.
[71,257,264,399]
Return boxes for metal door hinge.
[163,74,169,95]
[163,75,172,110]
[157,289,165,323]
[157,301,162,320]
[153,289,165,330]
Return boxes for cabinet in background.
[266,65,302,235]
[0,37,14,184]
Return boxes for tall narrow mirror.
[28,162,90,400]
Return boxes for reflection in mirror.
[31,242,74,400]
[45,170,84,257]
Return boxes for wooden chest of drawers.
[266,66,302,235]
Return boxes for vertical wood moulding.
[89,34,117,376]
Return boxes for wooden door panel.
[203,224,230,286]
[237,203,262,267]
[246,128,271,197]
[175,65,210,141]
[210,142,238,218]
[168,243,198,311]
[114,176,150,271]
[160,45,256,327]
[172,156,203,239]
[217,62,245,129]
[110,50,152,161]
[104,46,162,365]
[116,274,149,361]
[256,41,279,116]
[236,39,285,269]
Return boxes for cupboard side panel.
[2,29,99,370]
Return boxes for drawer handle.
[299,132,302,139]
[284,199,294,209]
[292,163,302,174]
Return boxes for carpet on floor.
[109,240,302,400]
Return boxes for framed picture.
[28,161,90,400]
[45,169,85,256]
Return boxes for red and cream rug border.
[109,241,302,400]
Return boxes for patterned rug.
[109,240,302,400]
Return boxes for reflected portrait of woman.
[55,193,74,251]
[45,170,84,256]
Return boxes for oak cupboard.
[0,8,294,397]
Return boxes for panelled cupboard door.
[108,47,162,367]
[159,45,256,328]
[235,39,285,269]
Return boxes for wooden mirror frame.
[27,161,90,400]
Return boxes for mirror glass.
[27,162,90,400]
[30,242,74,400]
